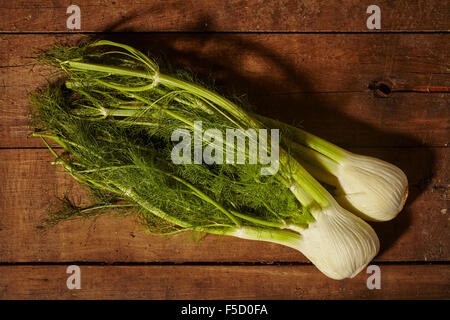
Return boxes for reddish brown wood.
[0,34,448,148]
[0,265,448,299]
[0,0,448,32]
[0,1,448,299]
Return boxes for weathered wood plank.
[0,148,448,263]
[0,34,448,147]
[0,265,448,299]
[0,0,449,32]
[3,88,448,148]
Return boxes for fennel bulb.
[255,115,409,222]
[331,153,408,221]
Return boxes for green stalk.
[65,61,154,79]
[284,141,341,187]
[278,148,330,208]
[288,142,339,173]
[78,203,137,213]
[286,128,346,163]
[200,225,302,249]
[253,114,347,163]
[158,74,254,127]
[64,61,250,128]
[229,210,284,228]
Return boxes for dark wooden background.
[0,0,448,299]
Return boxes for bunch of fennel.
[31,40,408,280]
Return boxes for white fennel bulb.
[333,153,408,222]
[229,197,380,280]
[296,199,380,279]
[253,114,409,222]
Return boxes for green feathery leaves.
[31,40,315,236]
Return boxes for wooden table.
[0,1,448,299]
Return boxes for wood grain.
[0,265,448,299]
[0,0,448,32]
[1,148,448,263]
[0,1,448,300]
[0,34,449,148]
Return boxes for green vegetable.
[255,115,409,222]
[31,40,384,280]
